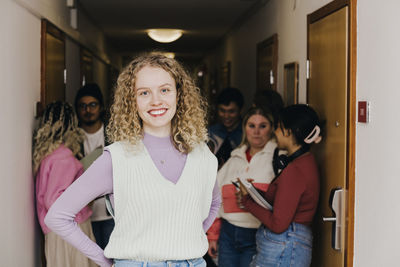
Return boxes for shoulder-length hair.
[106,52,208,153]
[32,101,84,175]
[239,106,275,148]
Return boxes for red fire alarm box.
[358,101,369,123]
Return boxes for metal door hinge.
[269,70,274,85]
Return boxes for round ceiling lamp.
[147,29,183,43]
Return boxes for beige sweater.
[104,141,217,261]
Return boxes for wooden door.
[256,34,278,92]
[80,48,93,86]
[38,20,65,116]
[307,1,355,266]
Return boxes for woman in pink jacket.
[33,101,96,267]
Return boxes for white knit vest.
[104,141,217,261]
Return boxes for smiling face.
[217,102,241,132]
[245,114,273,154]
[135,66,177,137]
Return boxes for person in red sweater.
[237,104,322,267]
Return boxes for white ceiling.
[78,0,267,62]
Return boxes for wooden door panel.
[45,33,65,104]
[257,34,278,92]
[308,6,348,267]
[38,20,65,117]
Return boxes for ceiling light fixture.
[147,29,183,43]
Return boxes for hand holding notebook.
[236,177,273,210]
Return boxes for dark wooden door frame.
[256,33,278,92]
[307,1,356,266]
[38,19,66,117]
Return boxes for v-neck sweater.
[104,140,217,261]
[45,134,220,267]
[141,133,187,183]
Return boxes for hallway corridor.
[2,0,400,266]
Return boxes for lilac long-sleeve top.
[45,133,221,267]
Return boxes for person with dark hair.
[74,83,114,250]
[33,101,96,267]
[207,106,277,267]
[253,89,284,127]
[209,87,244,168]
[236,104,322,267]
[75,83,106,154]
[45,52,220,267]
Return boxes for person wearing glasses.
[75,83,107,156]
[74,83,115,250]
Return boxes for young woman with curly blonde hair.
[34,101,96,267]
[45,52,221,267]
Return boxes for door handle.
[322,187,344,251]
[322,217,336,222]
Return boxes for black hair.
[278,104,321,147]
[253,89,284,127]
[216,87,244,109]
[74,83,104,110]
[74,83,106,123]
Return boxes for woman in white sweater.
[207,106,277,267]
[45,52,221,267]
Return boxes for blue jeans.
[250,223,313,267]
[114,258,206,267]
[218,219,257,267]
[91,219,115,250]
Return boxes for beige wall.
[355,0,400,265]
[14,0,120,110]
[93,57,110,107]
[13,0,117,66]
[0,0,118,265]
[0,0,41,265]
[204,0,331,110]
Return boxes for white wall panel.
[0,0,41,265]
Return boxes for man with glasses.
[74,83,114,250]
[75,83,106,154]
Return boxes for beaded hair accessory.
[304,125,322,144]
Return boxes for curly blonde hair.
[32,101,84,175]
[107,52,208,153]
